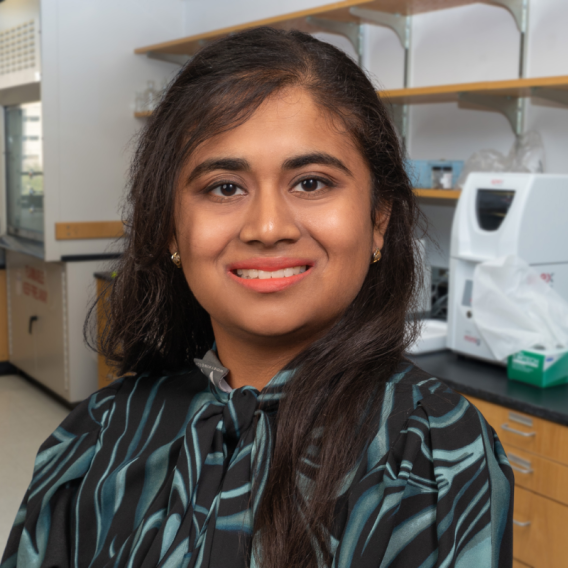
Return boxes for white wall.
[182,0,337,34]
[40,0,186,260]
[524,0,568,182]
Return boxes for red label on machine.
[540,272,554,285]
[25,265,45,285]
[23,265,48,303]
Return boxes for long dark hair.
[93,27,423,568]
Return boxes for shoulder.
[109,364,209,400]
[385,359,475,424]
[98,364,211,420]
[58,365,209,437]
[369,360,495,464]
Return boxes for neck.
[211,323,318,391]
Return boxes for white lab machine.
[447,173,568,363]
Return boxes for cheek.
[176,202,237,283]
[310,200,372,273]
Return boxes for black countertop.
[408,350,568,427]
[94,271,114,282]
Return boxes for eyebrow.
[282,152,353,177]
[186,152,353,185]
[186,158,250,185]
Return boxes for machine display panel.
[5,101,44,242]
[476,189,515,231]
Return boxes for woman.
[2,27,513,568]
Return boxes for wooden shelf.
[133,74,568,118]
[413,188,461,200]
[135,0,488,57]
[380,75,568,105]
[134,111,153,118]
[133,74,568,120]
[55,221,124,240]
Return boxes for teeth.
[235,266,308,279]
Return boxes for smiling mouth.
[234,266,308,279]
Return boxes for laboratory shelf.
[380,75,568,105]
[413,189,461,200]
[133,75,568,119]
[134,0,493,58]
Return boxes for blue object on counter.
[405,159,464,189]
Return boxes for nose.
[239,184,301,247]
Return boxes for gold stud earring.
[171,252,182,268]
[371,248,382,264]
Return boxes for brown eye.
[210,183,245,197]
[220,184,238,196]
[300,179,321,192]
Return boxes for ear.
[372,203,391,252]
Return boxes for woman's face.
[173,87,389,346]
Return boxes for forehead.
[186,87,364,168]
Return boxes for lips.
[227,257,314,293]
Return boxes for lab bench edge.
[408,350,568,427]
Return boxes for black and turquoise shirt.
[1,352,513,567]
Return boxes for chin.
[242,320,308,340]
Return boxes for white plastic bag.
[457,131,545,188]
[472,255,568,361]
[508,130,545,174]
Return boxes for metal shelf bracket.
[388,103,408,147]
[349,8,410,49]
[490,0,528,33]
[305,17,363,62]
[146,51,191,66]
[531,87,568,107]
[458,92,524,136]
[348,7,412,142]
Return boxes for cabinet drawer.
[503,442,568,506]
[463,395,568,466]
[96,277,117,390]
[513,486,568,568]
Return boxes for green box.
[507,348,568,388]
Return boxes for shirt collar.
[194,350,233,393]
[194,349,295,408]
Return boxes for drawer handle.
[508,453,533,474]
[510,463,533,475]
[513,519,531,527]
[501,423,536,437]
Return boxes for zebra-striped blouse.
[1,352,513,567]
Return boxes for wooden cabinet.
[501,442,568,507]
[462,396,568,466]
[96,276,118,390]
[465,394,568,568]
[512,486,568,568]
